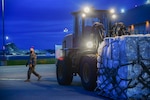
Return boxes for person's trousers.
[27,65,39,79]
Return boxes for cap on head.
[30,47,34,52]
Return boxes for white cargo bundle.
[96,34,150,99]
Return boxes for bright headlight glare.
[86,41,93,48]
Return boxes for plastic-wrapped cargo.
[96,34,150,100]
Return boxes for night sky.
[0,0,146,50]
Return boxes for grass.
[6,58,56,66]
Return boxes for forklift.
[56,7,111,91]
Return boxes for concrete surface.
[0,64,110,100]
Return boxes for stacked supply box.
[96,34,150,100]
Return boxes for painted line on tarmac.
[0,78,24,80]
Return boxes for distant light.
[146,21,150,30]
[82,13,86,17]
[110,8,115,14]
[146,0,150,4]
[84,7,90,13]
[3,46,5,50]
[121,9,125,13]
[135,5,138,7]
[131,25,134,31]
[6,36,9,40]
[63,28,68,33]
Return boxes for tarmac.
[0,64,110,100]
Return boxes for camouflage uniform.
[25,49,41,82]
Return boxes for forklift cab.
[72,9,110,52]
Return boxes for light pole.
[2,0,5,59]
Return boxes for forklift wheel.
[56,58,73,85]
[80,55,97,91]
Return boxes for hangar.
[118,4,150,34]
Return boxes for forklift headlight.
[86,41,93,48]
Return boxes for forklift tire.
[56,58,73,85]
[80,55,97,91]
